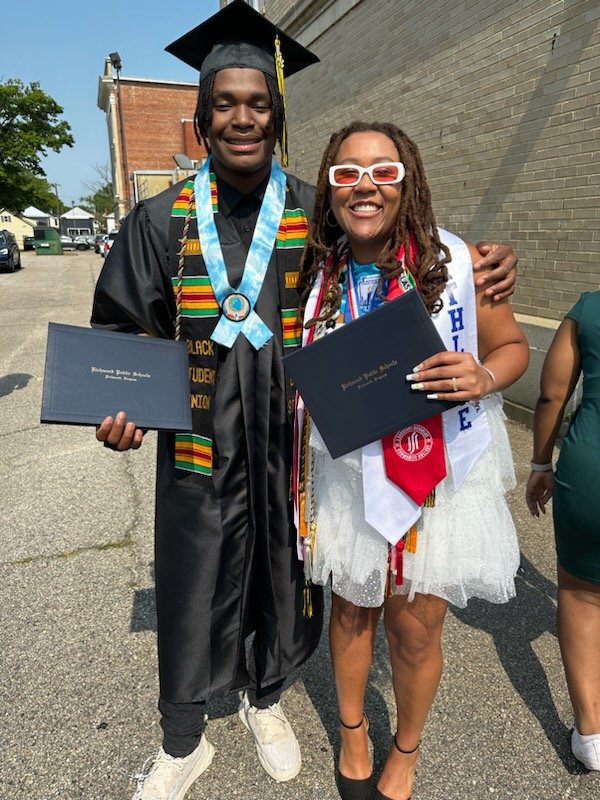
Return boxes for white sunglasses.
[328,161,405,187]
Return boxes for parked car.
[73,236,91,250]
[102,231,118,257]
[60,235,77,251]
[59,235,88,251]
[23,235,36,251]
[0,230,22,272]
[94,234,107,253]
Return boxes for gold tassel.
[298,486,307,541]
[424,488,436,508]
[300,412,316,619]
[303,579,313,618]
[297,410,311,541]
[274,35,288,167]
[405,525,418,553]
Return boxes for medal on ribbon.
[222,293,251,321]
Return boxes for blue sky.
[2,0,219,207]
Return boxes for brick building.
[97,58,207,222]
[260,0,600,420]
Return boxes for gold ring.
[451,376,458,392]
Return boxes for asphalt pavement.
[1,251,598,800]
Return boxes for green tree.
[0,79,74,212]
[22,175,67,216]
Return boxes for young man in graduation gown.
[94,6,323,798]
[91,3,519,798]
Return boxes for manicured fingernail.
[410,383,424,391]
[426,393,439,400]
[116,411,125,423]
[413,363,423,372]
[406,373,417,381]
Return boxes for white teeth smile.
[352,203,380,212]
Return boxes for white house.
[60,207,95,237]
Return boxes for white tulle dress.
[308,392,520,608]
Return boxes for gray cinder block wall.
[265,0,599,424]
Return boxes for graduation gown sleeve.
[91,189,178,339]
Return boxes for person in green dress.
[526,290,600,772]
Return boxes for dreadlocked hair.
[298,121,451,326]
[193,71,285,159]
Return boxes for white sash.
[364,229,491,543]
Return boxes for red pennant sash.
[382,244,447,504]
[381,415,447,505]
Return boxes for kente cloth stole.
[168,175,309,477]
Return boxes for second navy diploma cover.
[283,289,459,458]
[41,323,192,431]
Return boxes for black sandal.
[335,713,372,800]
[373,734,420,800]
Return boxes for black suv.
[0,230,21,272]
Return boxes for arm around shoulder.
[468,242,529,394]
[470,239,518,301]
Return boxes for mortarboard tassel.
[274,34,288,167]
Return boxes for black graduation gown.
[91,177,323,703]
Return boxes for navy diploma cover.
[41,323,192,431]
[283,289,459,458]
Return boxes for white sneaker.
[571,726,600,770]
[238,691,301,782]
[131,736,215,799]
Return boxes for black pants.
[159,679,286,757]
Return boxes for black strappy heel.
[335,713,373,800]
[373,734,420,800]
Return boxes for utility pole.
[51,183,61,227]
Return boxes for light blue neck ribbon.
[194,156,286,350]
[348,257,388,318]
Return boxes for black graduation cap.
[165,0,319,165]
[165,0,319,80]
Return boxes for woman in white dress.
[294,122,529,800]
